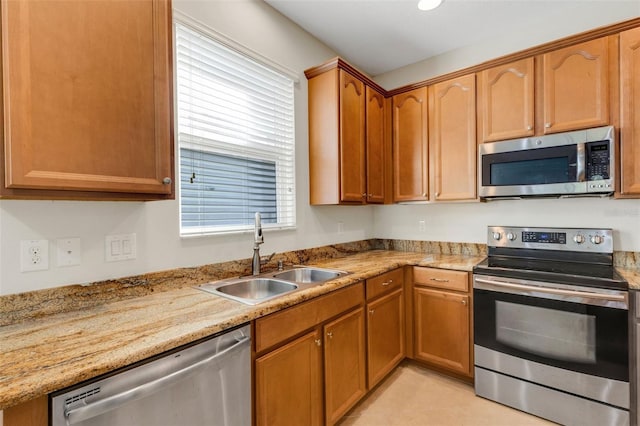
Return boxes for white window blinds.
[175,22,296,236]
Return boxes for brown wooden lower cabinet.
[255,330,324,426]
[323,308,367,425]
[3,396,48,426]
[367,288,405,388]
[413,285,471,377]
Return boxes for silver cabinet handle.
[461,299,467,306]
[369,309,375,315]
[526,125,533,131]
[430,278,449,283]
[64,336,249,424]
[327,332,333,339]
[162,177,172,184]
[381,280,392,286]
[545,123,552,128]
[315,338,322,346]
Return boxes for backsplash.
[2,237,637,327]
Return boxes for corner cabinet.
[392,87,429,202]
[412,267,472,378]
[620,27,640,195]
[541,36,616,134]
[428,75,477,201]
[477,58,535,142]
[0,0,174,200]
[306,59,390,205]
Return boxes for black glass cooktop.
[473,248,628,290]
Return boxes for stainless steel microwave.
[478,126,615,199]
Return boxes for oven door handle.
[474,277,626,303]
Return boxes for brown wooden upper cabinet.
[541,36,614,134]
[306,60,390,205]
[392,87,429,202]
[478,58,535,142]
[1,0,174,200]
[429,74,477,201]
[620,27,640,195]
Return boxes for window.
[175,21,296,236]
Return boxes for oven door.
[474,274,629,409]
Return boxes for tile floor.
[337,361,556,426]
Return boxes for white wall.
[372,3,640,251]
[0,0,375,296]
[375,198,640,251]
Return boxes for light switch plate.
[105,233,137,262]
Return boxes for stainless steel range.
[473,226,629,426]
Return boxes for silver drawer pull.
[430,278,449,282]
[382,280,393,286]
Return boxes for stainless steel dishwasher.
[51,324,251,426]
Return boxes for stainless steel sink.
[271,266,348,283]
[198,278,298,305]
[197,266,349,305]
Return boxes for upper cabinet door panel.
[478,58,534,142]
[620,27,640,195]
[392,87,428,202]
[339,70,366,203]
[429,75,476,201]
[542,37,610,134]
[2,0,173,194]
[365,86,386,204]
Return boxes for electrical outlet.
[419,220,426,232]
[20,240,49,272]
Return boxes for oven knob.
[506,232,517,241]
[590,235,604,245]
[492,232,502,241]
[573,234,585,244]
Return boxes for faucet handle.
[254,212,264,245]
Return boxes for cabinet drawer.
[413,267,468,292]
[366,268,403,301]
[255,283,364,353]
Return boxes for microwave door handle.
[576,142,586,182]
[64,335,250,424]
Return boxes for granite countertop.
[0,250,483,410]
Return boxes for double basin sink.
[197,266,350,305]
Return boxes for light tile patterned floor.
[338,361,556,426]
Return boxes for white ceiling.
[265,0,640,77]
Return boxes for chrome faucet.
[252,212,264,275]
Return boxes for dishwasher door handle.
[65,335,250,425]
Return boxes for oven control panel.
[488,226,613,253]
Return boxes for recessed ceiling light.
[418,0,443,11]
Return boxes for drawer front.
[255,282,364,353]
[413,267,468,292]
[366,268,404,301]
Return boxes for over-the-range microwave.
[478,125,615,199]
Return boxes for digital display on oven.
[522,231,567,244]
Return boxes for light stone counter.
[0,248,484,410]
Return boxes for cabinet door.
[1,0,173,196]
[366,86,386,203]
[621,27,640,195]
[414,287,470,376]
[478,58,535,142]
[429,75,477,201]
[255,330,323,426]
[367,288,405,388]
[324,308,367,425]
[542,37,611,134]
[392,87,428,201]
[339,70,366,203]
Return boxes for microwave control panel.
[585,141,610,181]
